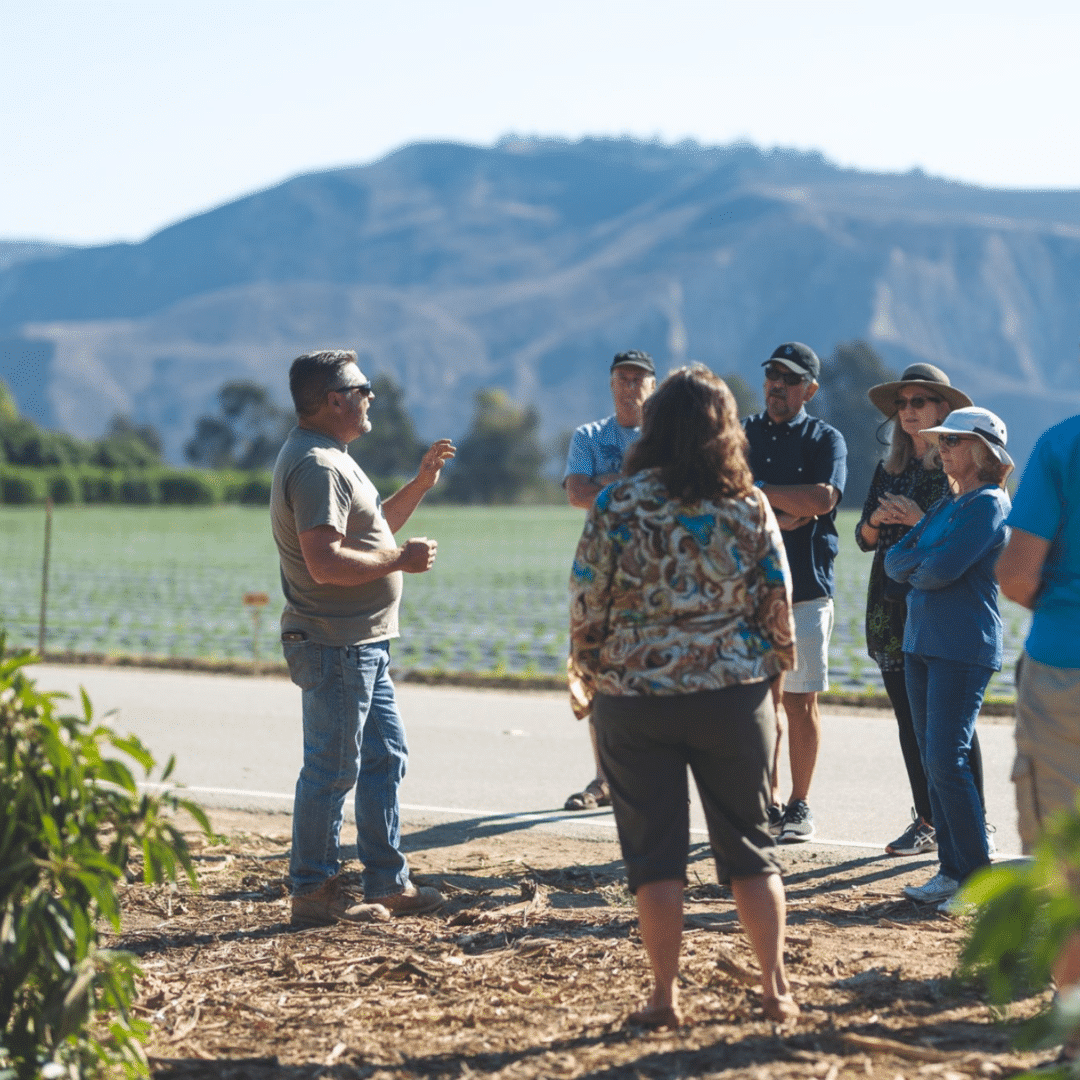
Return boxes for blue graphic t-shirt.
[563,415,641,483]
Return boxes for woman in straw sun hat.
[885,406,1013,911]
[856,364,989,858]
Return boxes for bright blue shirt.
[743,408,848,603]
[563,415,640,482]
[884,485,1011,670]
[1007,414,1080,668]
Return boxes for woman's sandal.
[627,1004,683,1029]
[762,994,800,1023]
[563,779,611,811]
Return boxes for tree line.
[0,341,895,507]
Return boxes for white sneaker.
[985,823,997,858]
[938,893,977,916]
[903,872,959,904]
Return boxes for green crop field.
[0,505,1028,697]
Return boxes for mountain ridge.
[2,136,1078,471]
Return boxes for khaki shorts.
[785,597,833,694]
[1013,651,1080,854]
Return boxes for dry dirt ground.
[109,808,1053,1080]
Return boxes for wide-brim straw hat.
[919,406,1015,473]
[867,363,973,417]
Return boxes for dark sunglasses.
[329,382,374,398]
[895,395,943,411]
[764,366,807,387]
[939,434,974,447]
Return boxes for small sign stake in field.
[243,592,270,675]
[38,498,53,657]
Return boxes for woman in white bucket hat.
[857,364,991,860]
[884,406,1013,911]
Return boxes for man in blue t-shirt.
[744,342,848,844]
[997,411,1080,1004]
[562,350,656,810]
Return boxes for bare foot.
[762,994,800,1023]
[627,1003,683,1029]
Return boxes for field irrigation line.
[138,781,884,849]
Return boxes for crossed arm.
[760,482,840,530]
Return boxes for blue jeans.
[904,652,992,883]
[285,638,410,900]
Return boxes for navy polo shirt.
[743,408,848,603]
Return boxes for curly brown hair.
[623,365,754,501]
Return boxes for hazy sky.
[5,0,1079,245]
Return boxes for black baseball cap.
[611,350,655,375]
[763,342,820,381]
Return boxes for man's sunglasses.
[939,434,975,447]
[329,382,374,398]
[764,366,807,387]
[894,395,942,411]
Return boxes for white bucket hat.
[919,406,1014,473]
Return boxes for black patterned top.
[855,459,950,670]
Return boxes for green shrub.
[158,470,220,506]
[79,470,118,504]
[234,473,273,506]
[0,636,213,1078]
[118,474,159,505]
[959,805,1080,1067]
[0,468,44,505]
[45,471,79,505]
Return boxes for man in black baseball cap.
[561,349,657,810]
[743,342,847,844]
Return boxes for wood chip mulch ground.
[108,808,1053,1080]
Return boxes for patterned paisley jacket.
[568,469,795,719]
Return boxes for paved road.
[34,664,1022,856]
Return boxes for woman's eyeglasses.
[895,395,942,411]
[764,366,807,387]
[939,434,974,447]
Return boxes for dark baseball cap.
[611,350,655,375]
[763,342,820,380]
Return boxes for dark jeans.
[904,653,992,883]
[881,666,985,826]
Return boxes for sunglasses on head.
[764,366,807,387]
[939,434,974,447]
[895,395,942,411]
[329,382,374,398]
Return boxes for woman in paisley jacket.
[569,365,797,1029]
[856,364,986,856]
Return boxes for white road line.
[140,782,885,849]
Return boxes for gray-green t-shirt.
[271,426,402,646]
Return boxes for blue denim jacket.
[883,485,1011,670]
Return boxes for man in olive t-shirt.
[271,349,455,925]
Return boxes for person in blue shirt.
[562,350,656,811]
[996,409,1080,1014]
[744,342,848,844]
[884,407,1013,911]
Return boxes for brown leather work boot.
[290,876,391,927]
[375,883,446,916]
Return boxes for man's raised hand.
[417,439,456,489]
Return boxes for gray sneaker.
[767,803,786,837]
[886,813,937,856]
[903,871,959,904]
[778,799,815,843]
[291,876,391,927]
